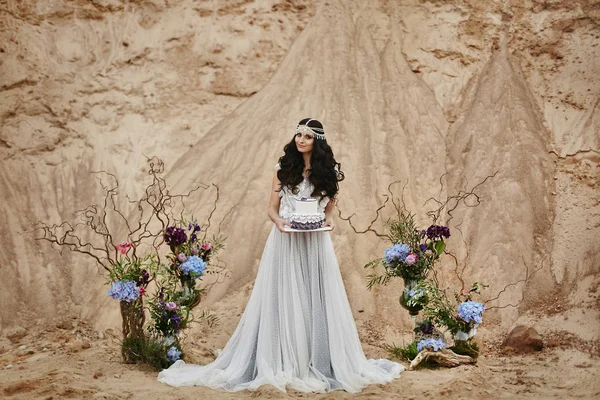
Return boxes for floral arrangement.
[117,218,225,367]
[366,208,450,288]
[162,220,223,309]
[345,177,496,368]
[380,223,449,282]
[365,207,451,320]
[417,281,486,337]
[36,158,227,369]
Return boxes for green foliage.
[419,281,462,334]
[450,340,480,359]
[388,209,421,250]
[383,341,419,362]
[383,341,439,369]
[364,208,448,287]
[122,335,183,370]
[419,280,487,335]
[106,253,159,284]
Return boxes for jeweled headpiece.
[296,119,325,140]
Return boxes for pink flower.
[139,287,146,296]
[424,249,433,256]
[191,248,199,256]
[405,253,418,265]
[165,302,178,311]
[201,243,212,251]
[115,241,132,255]
[177,253,187,262]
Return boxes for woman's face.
[295,130,314,154]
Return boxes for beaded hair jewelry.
[296,119,326,140]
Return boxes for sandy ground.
[1,317,599,400]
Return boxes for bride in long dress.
[157,118,404,393]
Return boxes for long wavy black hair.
[277,118,344,199]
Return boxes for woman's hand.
[275,218,292,233]
[322,219,334,231]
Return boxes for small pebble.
[6,364,13,369]
[18,345,27,350]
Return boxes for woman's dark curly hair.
[277,118,344,199]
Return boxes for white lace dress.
[157,167,404,393]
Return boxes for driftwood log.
[409,349,477,370]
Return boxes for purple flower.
[425,225,450,240]
[165,302,178,311]
[419,244,427,252]
[177,253,187,262]
[418,321,434,335]
[137,269,150,285]
[190,233,197,243]
[164,226,187,247]
[171,314,182,331]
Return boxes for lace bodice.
[276,164,329,223]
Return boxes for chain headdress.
[296,118,325,140]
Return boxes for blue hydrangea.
[457,301,485,325]
[167,346,181,361]
[417,338,446,352]
[180,255,207,277]
[108,280,140,302]
[383,243,411,266]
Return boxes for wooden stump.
[408,348,477,370]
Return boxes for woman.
[158,118,403,393]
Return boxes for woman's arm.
[268,170,291,233]
[323,197,335,230]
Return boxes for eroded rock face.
[0,0,316,328]
[1,0,598,345]
[502,325,544,353]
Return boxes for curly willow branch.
[30,156,212,272]
[484,257,546,310]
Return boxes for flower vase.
[399,279,424,317]
[178,277,201,309]
[454,327,477,341]
[451,328,480,359]
[120,298,146,363]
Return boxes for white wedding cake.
[290,197,324,230]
